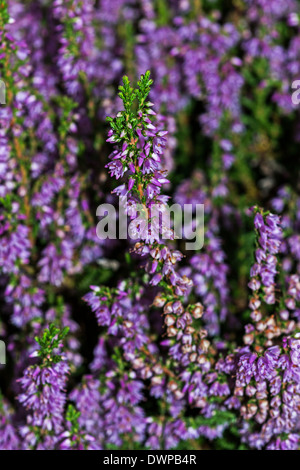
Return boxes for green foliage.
[35,323,69,365]
[0,1,9,28]
[66,404,81,435]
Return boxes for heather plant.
[0,0,299,451]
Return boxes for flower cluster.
[17,325,70,449]
[249,210,282,311]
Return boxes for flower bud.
[182,334,192,345]
[167,326,177,337]
[197,355,206,365]
[185,326,195,335]
[195,398,207,408]
[245,385,256,396]
[132,357,144,369]
[192,303,204,319]
[141,366,152,379]
[167,381,178,392]
[256,321,266,332]
[172,301,184,315]
[199,329,208,339]
[153,364,163,375]
[176,317,186,329]
[182,312,193,325]
[153,294,166,308]
[200,339,210,352]
[151,376,163,386]
[181,344,192,354]
[243,333,254,345]
[165,315,176,327]
[249,297,261,310]
[250,310,262,322]
[163,302,174,314]
[174,390,184,400]
[189,352,197,362]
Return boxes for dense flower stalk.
[17,325,70,449]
